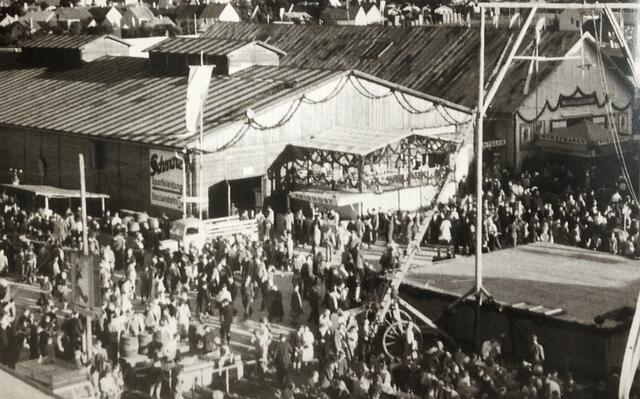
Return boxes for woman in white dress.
[301,326,315,368]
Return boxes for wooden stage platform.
[404,242,640,326]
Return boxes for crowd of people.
[431,161,640,259]
[0,162,625,399]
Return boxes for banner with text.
[150,149,184,211]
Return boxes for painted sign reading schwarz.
[149,149,184,211]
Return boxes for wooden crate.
[15,358,90,390]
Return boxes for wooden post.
[182,152,187,218]
[358,157,364,193]
[407,141,412,187]
[44,196,49,212]
[79,155,88,257]
[225,369,230,393]
[226,180,231,216]
[79,154,92,359]
[476,8,485,296]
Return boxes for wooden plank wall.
[0,126,179,216]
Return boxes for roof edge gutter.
[0,122,183,151]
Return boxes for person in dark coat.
[0,315,11,366]
[68,311,84,352]
[273,334,293,387]
[307,280,321,326]
[220,300,234,345]
[269,286,284,323]
[300,258,312,300]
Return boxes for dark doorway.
[209,182,228,218]
[229,177,262,212]
[208,177,263,218]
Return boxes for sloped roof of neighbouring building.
[201,22,588,112]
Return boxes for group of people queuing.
[431,160,640,259]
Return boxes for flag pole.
[199,50,204,220]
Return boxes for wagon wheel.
[382,320,422,360]
[383,308,412,327]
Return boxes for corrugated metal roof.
[146,37,286,56]
[201,23,582,112]
[0,56,342,148]
[21,34,130,49]
[21,34,101,49]
[146,37,249,55]
[293,126,412,156]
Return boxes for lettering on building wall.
[149,149,184,211]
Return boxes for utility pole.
[79,154,92,359]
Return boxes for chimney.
[279,7,284,21]
[379,0,385,16]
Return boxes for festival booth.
[0,183,109,215]
[534,120,637,185]
[268,126,462,219]
[536,120,634,158]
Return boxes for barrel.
[120,334,139,358]
[138,332,152,355]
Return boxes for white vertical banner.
[185,65,214,136]
[619,292,640,399]
[149,149,184,211]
